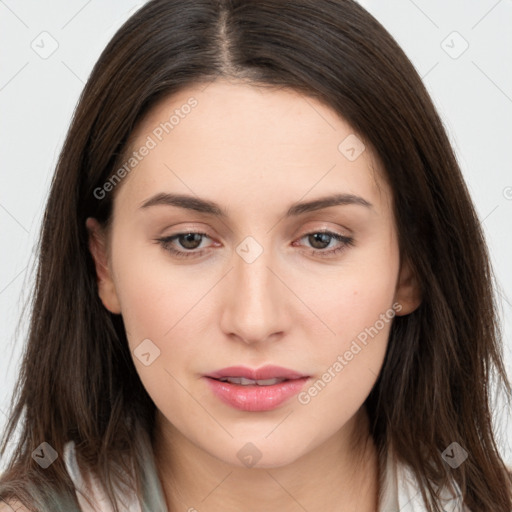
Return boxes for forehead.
[116,79,388,215]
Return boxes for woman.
[0,0,511,511]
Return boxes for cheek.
[109,243,204,415]
[294,239,399,413]
[109,230,197,344]
[303,242,399,349]
[296,280,396,429]
[112,264,170,346]
[109,232,219,397]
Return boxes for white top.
[63,441,469,511]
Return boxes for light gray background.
[1,0,511,470]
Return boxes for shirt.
[63,440,469,511]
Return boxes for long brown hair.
[1,0,511,510]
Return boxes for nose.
[219,243,290,345]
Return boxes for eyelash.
[156,230,354,259]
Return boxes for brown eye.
[177,233,204,249]
[294,230,354,258]
[308,233,333,249]
[157,231,213,259]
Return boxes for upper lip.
[205,365,307,380]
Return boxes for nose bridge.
[219,236,286,343]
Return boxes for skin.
[87,79,421,512]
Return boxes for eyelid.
[293,229,354,257]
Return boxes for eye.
[156,232,214,259]
[156,229,354,260]
[294,230,354,258]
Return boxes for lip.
[205,365,306,381]
[204,365,309,412]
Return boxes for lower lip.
[205,377,309,412]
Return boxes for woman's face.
[88,80,419,468]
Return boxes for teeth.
[256,378,284,386]
[219,377,286,386]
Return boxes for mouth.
[205,364,307,381]
[204,365,309,412]
[213,376,290,386]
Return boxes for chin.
[208,437,309,470]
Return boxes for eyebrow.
[139,192,373,217]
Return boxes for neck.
[153,407,380,512]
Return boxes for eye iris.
[309,233,331,249]
[179,233,203,249]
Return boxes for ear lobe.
[86,217,121,314]
[394,258,422,316]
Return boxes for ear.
[86,217,121,314]
[393,257,422,316]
